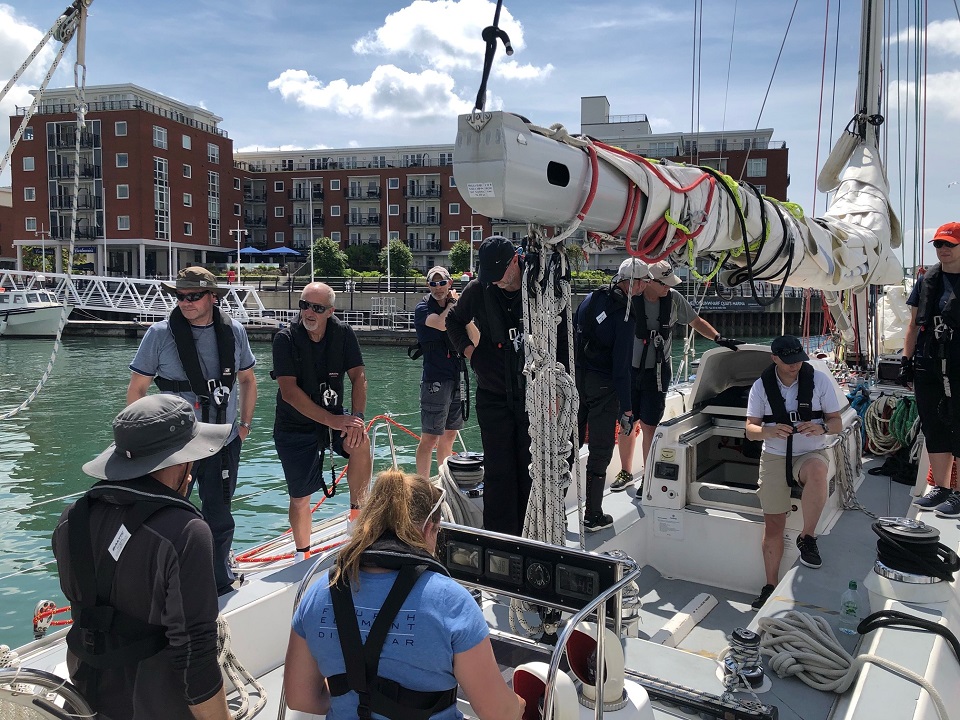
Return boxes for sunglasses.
[421,485,447,533]
[428,279,449,287]
[651,279,667,286]
[175,291,210,303]
[298,299,329,313]
[933,240,957,249]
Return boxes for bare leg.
[416,432,441,479]
[346,434,372,508]
[762,512,787,587]
[618,425,639,475]
[797,458,828,538]
[929,451,954,488]
[290,495,313,550]
[639,421,657,469]
[435,429,459,474]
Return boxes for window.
[116,153,128,168]
[388,231,399,241]
[700,158,728,173]
[754,184,767,195]
[24,127,34,141]
[24,187,36,201]
[233,203,241,216]
[183,164,192,178]
[746,158,767,177]
[388,204,399,216]
[183,192,192,207]
[449,176,456,187]
[388,178,399,189]
[182,134,191,150]
[330,205,340,217]
[331,231,341,242]
[648,141,676,158]
[449,230,460,243]
[330,179,340,191]
[439,152,453,166]
[274,206,285,217]
[22,157,35,171]
[274,181,284,192]
[207,143,219,163]
[449,203,460,215]
[154,157,170,241]
[115,121,127,137]
[233,177,241,191]
[117,215,130,231]
[184,222,193,236]
[25,217,37,231]
[208,171,220,245]
[274,232,285,243]
[117,184,130,199]
[153,126,168,149]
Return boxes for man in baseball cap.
[52,395,233,720]
[648,260,682,287]
[478,235,520,288]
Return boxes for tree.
[448,240,471,274]
[345,243,378,272]
[311,237,348,277]
[379,239,414,277]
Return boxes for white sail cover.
[453,111,902,292]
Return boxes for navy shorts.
[420,378,464,436]
[631,366,671,427]
[915,366,960,455]
[274,427,350,499]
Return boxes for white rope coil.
[216,616,267,720]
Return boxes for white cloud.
[896,19,960,57]
[891,70,960,121]
[494,60,553,81]
[268,65,471,121]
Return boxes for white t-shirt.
[745,366,842,456]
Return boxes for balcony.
[244,194,266,203]
[244,215,267,228]
[52,226,103,240]
[47,132,99,149]
[348,237,382,247]
[404,186,441,198]
[346,215,381,227]
[50,195,103,210]
[407,212,441,226]
[345,188,365,199]
[290,214,324,228]
[409,239,441,252]
[289,189,324,201]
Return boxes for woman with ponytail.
[284,469,524,720]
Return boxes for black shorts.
[274,427,350,499]
[631,366,671,427]
[915,366,960,455]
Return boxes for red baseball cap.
[932,222,960,245]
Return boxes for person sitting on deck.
[283,469,525,720]
[744,335,843,609]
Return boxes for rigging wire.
[719,0,738,177]
[811,0,833,216]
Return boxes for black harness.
[760,363,823,488]
[65,480,197,708]
[915,265,960,406]
[328,534,457,720]
[154,306,236,424]
[285,315,347,414]
[636,294,673,391]
[480,286,525,407]
[576,285,627,372]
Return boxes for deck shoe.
[796,534,822,568]
[934,491,960,519]
[750,584,775,610]
[611,470,634,492]
[584,511,614,532]
[914,485,952,511]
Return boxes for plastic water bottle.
[839,580,861,635]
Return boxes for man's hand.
[898,356,914,385]
[446,289,459,306]
[795,420,825,436]
[765,423,794,439]
[334,412,366,449]
[618,411,636,436]
[714,335,745,351]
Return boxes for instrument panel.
[439,524,622,613]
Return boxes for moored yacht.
[0,288,70,338]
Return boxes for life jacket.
[65,479,197,708]
[915,265,960,368]
[328,533,457,720]
[760,362,823,488]
[480,285,525,401]
[408,296,457,361]
[575,285,627,372]
[280,315,347,413]
[636,293,673,390]
[154,306,236,424]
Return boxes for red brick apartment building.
[2,88,788,276]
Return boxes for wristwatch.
[352,411,365,421]
[238,420,252,430]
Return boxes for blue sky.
[3,0,960,265]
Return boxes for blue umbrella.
[237,246,263,255]
[265,246,302,256]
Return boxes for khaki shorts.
[757,449,832,515]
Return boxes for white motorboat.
[0,288,69,338]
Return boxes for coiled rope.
[864,395,903,455]
[216,616,266,720]
[758,611,948,720]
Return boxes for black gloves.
[618,412,636,435]
[714,335,745,351]
[898,356,914,384]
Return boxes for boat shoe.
[751,584,775,610]
[934,491,960,519]
[796,534,822,568]
[915,485,953,511]
[610,470,634,492]
[584,511,614,532]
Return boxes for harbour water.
[0,331,781,648]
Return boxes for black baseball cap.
[478,236,517,287]
[770,335,809,364]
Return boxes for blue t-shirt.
[130,317,256,441]
[414,296,460,383]
[293,569,488,720]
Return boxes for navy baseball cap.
[478,236,517,287]
[771,335,809,364]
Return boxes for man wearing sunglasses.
[272,282,371,560]
[127,266,258,596]
[413,266,465,479]
[902,222,960,518]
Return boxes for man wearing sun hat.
[51,395,233,720]
[902,221,960,518]
[574,257,650,531]
[126,266,258,595]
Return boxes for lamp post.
[461,223,485,274]
[34,224,51,273]
[229,222,248,285]
[308,178,315,283]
